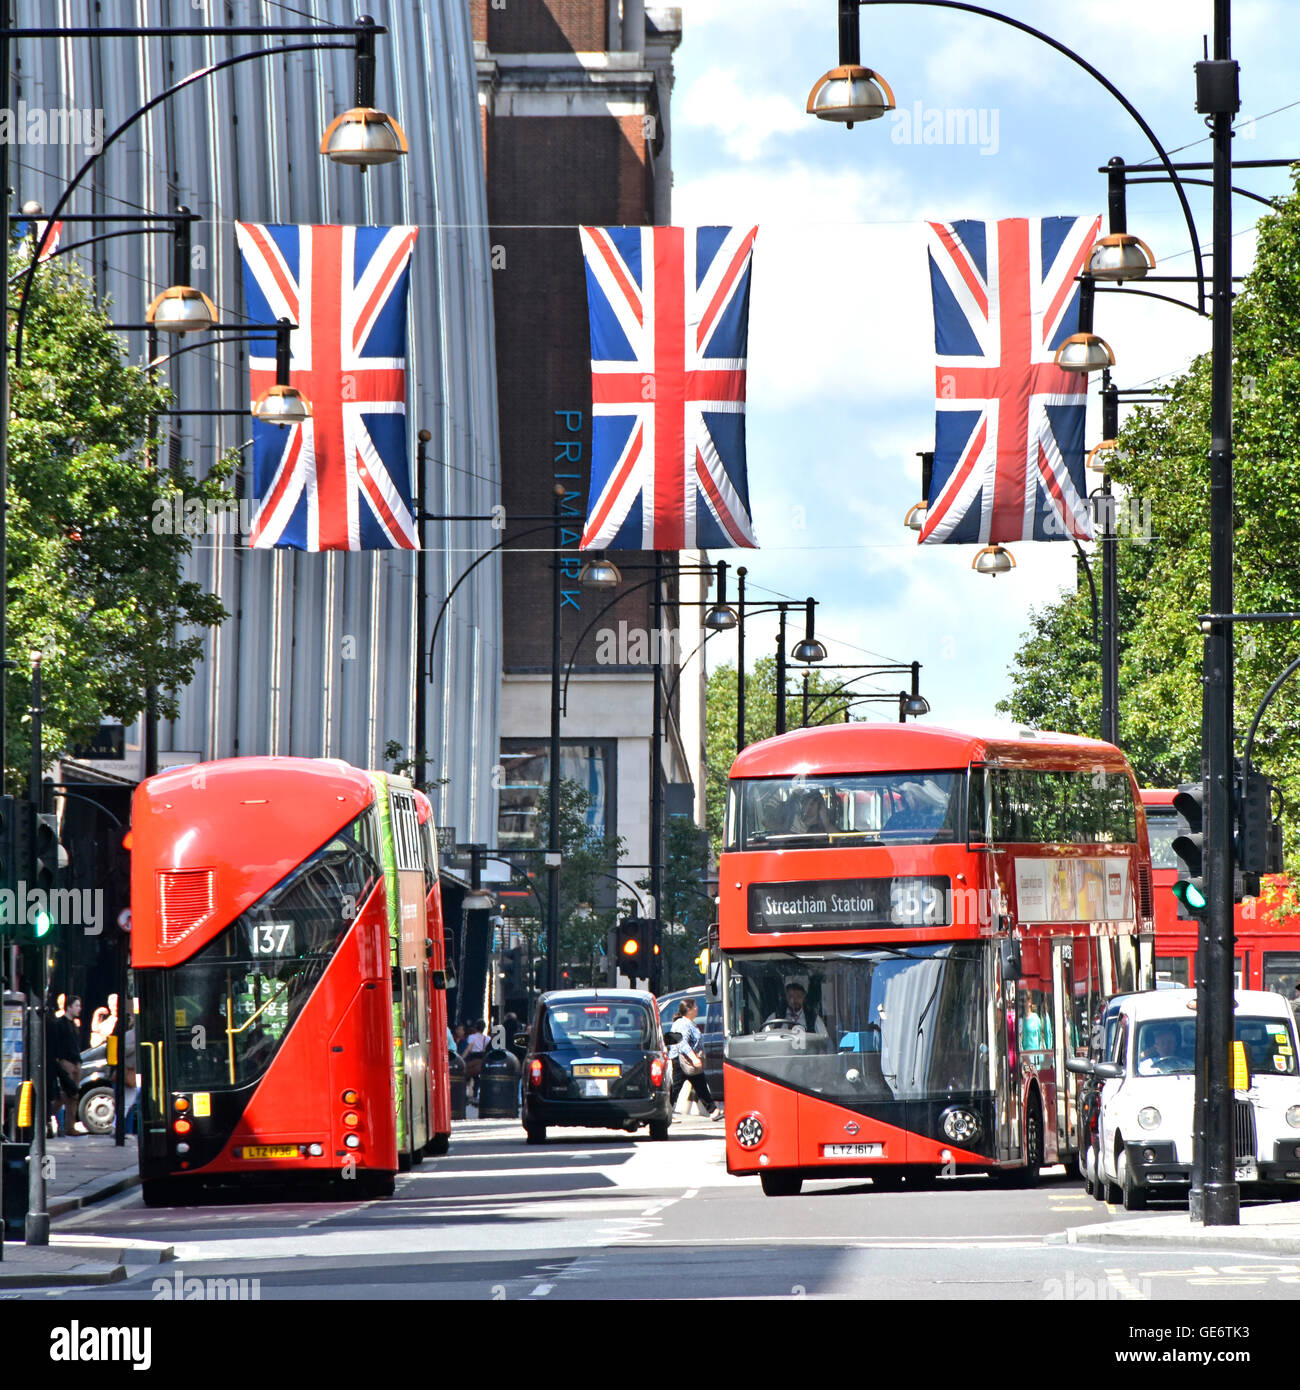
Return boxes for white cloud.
[678,66,808,162]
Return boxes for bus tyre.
[760,1170,803,1197]
[1119,1149,1147,1212]
[397,1150,412,1172]
[141,1179,187,1208]
[1008,1099,1043,1188]
[426,1133,450,1156]
[359,1171,396,1199]
[649,1119,670,1141]
[525,1124,547,1145]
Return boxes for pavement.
[1,1131,160,1286]
[1068,1195,1300,1252]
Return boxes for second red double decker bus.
[717,723,1154,1196]
[131,757,452,1204]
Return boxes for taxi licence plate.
[573,1065,620,1078]
[242,1144,301,1160]
[582,1080,609,1097]
[1236,1161,1258,1182]
[822,1143,883,1159]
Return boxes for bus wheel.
[760,1170,803,1197]
[141,1179,188,1208]
[397,1150,413,1173]
[1010,1097,1044,1188]
[1119,1149,1147,1212]
[426,1133,450,1157]
[359,1171,396,1200]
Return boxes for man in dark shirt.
[48,995,83,1135]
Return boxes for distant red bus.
[718,724,1154,1196]
[131,757,451,1204]
[1142,788,1300,996]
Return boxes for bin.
[2,1141,29,1242]
[477,1048,521,1118]
[448,1049,467,1121]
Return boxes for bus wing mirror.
[999,936,1022,981]
[704,924,721,1002]
[430,970,448,991]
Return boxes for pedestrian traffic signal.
[1170,781,1208,919]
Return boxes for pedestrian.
[668,998,721,1120]
[453,1023,468,1055]
[90,993,119,1050]
[47,994,84,1135]
[464,1018,490,1101]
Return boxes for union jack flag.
[236,223,419,551]
[579,225,759,551]
[921,216,1100,546]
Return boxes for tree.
[1001,172,1300,863]
[704,656,858,857]
[8,247,230,782]
[644,816,715,991]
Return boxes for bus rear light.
[343,1111,360,1128]
[736,1112,765,1149]
[176,1142,190,1155]
[344,1134,360,1150]
[174,1097,190,1112]
[342,1089,359,1105]
[173,1119,191,1135]
[529,1058,543,1087]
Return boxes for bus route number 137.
[247,921,295,956]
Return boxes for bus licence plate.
[822,1143,883,1159]
[242,1144,301,1160]
[573,1065,620,1078]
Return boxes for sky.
[669,0,1300,731]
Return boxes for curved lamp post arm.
[1073,536,1100,641]
[14,38,353,367]
[1242,654,1300,780]
[7,226,177,285]
[857,0,1206,312]
[1094,285,1207,316]
[560,577,657,715]
[428,521,556,682]
[662,625,724,712]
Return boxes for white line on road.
[683,1189,698,1199]
[530,1284,553,1297]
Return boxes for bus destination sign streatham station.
[747,877,951,932]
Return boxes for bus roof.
[729,721,1125,780]
[1141,788,1177,807]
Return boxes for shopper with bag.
[668,998,721,1120]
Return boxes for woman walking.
[669,998,721,1120]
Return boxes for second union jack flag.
[579,225,759,551]
[236,223,419,551]
[921,215,1100,546]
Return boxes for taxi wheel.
[648,1119,670,1141]
[525,1124,547,1145]
[1119,1149,1147,1212]
[1102,1150,1123,1206]
[760,1170,803,1197]
[1091,1143,1107,1202]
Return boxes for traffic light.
[34,812,63,892]
[0,795,14,894]
[1170,780,1207,919]
[616,917,645,979]
[503,945,524,995]
[1236,764,1283,898]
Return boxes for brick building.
[473,2,706,947]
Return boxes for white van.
[1086,988,1300,1210]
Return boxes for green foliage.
[1001,172,1300,866]
[8,249,230,782]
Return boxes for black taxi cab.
[520,989,675,1144]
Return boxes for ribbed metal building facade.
[16,0,501,846]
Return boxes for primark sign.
[748,877,951,932]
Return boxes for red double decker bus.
[131,757,452,1205]
[718,723,1154,1196]
[1142,789,1300,996]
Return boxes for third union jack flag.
[236,223,418,550]
[579,225,759,551]
[920,215,1100,545]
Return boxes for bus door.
[992,940,1017,1163]
[1016,937,1056,1163]
[389,784,432,1157]
[136,973,170,1168]
[1051,937,1075,1157]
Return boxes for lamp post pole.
[736,566,747,752]
[649,552,665,984]
[547,487,564,992]
[1197,0,1239,1228]
[1100,369,1120,746]
[775,606,788,736]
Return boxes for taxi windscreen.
[541,1002,655,1049]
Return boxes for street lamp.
[1053,277,1116,375]
[971,544,1015,577]
[806,1,895,127]
[904,451,933,533]
[578,553,622,589]
[318,16,409,167]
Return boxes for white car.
[1087,988,1300,1211]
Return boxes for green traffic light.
[1171,881,1208,914]
[33,909,51,938]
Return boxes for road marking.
[1103,1271,1147,1300]
[683,1188,698,1199]
[1187,1277,1268,1285]
[530,1283,553,1297]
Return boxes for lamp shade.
[972,544,1016,577]
[791,637,827,664]
[806,65,895,127]
[320,108,409,166]
[252,384,311,427]
[579,556,622,589]
[902,694,931,718]
[145,285,218,334]
[1087,233,1156,282]
[1054,332,1116,375]
[904,502,927,532]
[704,603,738,631]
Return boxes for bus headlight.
[1286,1106,1300,1129]
[735,1113,765,1149]
[940,1107,981,1143]
[343,1134,360,1149]
[1138,1106,1161,1129]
